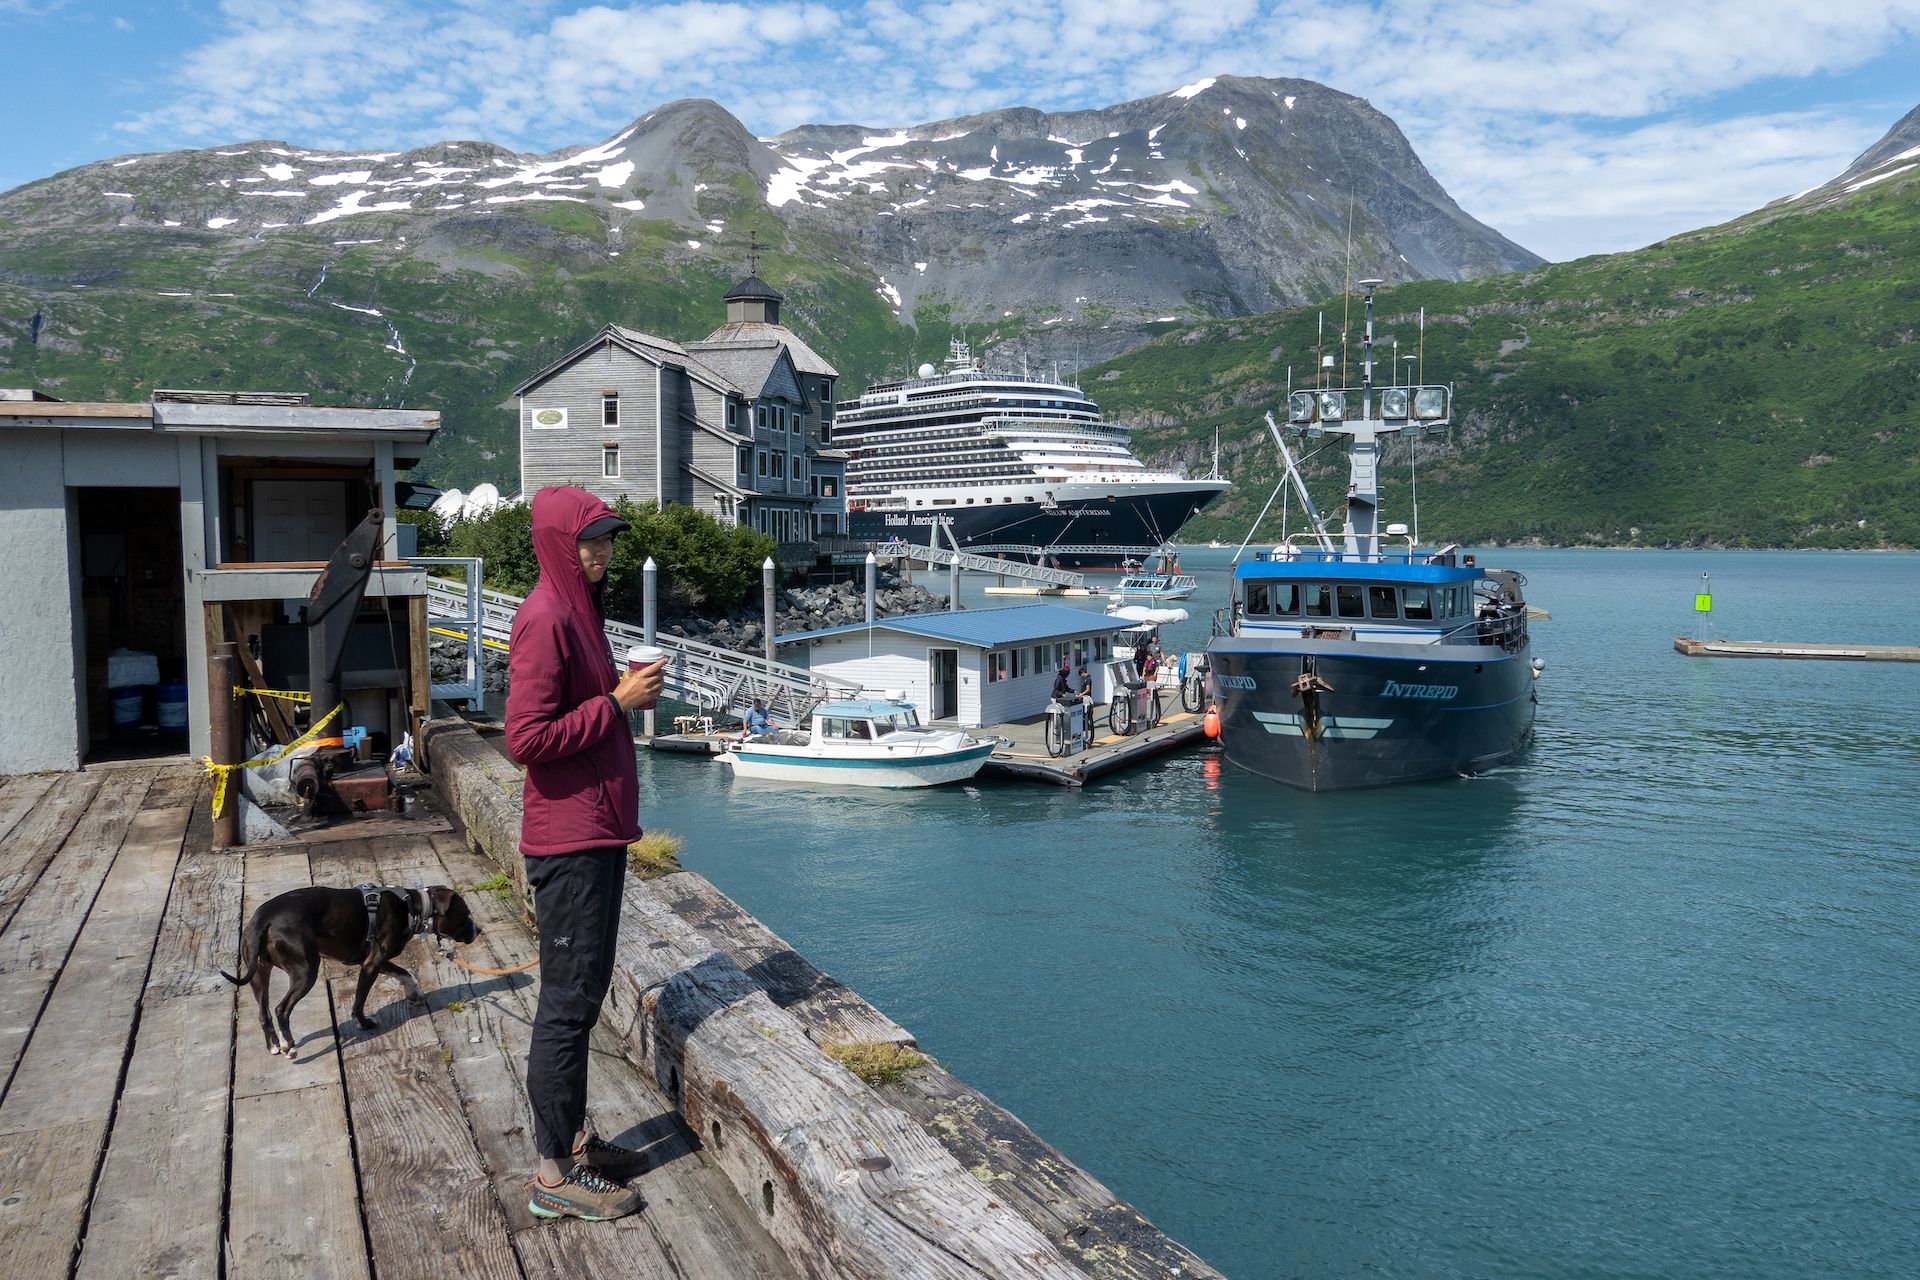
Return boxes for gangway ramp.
[424,576,859,727]
[826,538,1085,587]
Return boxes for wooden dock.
[982,709,1208,786]
[0,727,1221,1278]
[0,761,797,1280]
[1675,637,1920,662]
[644,709,1209,786]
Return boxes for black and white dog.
[220,884,480,1056]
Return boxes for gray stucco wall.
[0,434,84,773]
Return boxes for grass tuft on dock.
[628,829,686,879]
[824,1041,928,1086]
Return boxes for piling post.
[950,558,960,611]
[209,641,243,850]
[865,552,877,625]
[642,556,658,738]
[763,556,777,665]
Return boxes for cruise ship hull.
[847,480,1228,569]
[1208,638,1536,790]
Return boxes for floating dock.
[1675,637,1920,662]
[646,708,1210,786]
[982,585,1103,597]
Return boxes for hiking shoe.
[527,1165,642,1221]
[573,1132,648,1180]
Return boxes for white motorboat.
[719,698,998,788]
[1108,572,1198,603]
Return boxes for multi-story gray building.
[515,275,848,543]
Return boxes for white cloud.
[107,0,1920,259]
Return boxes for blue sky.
[2,0,1917,260]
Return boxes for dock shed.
[0,390,438,774]
[778,604,1125,727]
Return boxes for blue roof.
[781,604,1124,649]
[1235,559,1477,584]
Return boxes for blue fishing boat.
[1205,281,1541,790]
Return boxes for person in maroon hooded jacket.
[506,486,664,1221]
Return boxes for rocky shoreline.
[431,567,949,699]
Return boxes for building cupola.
[723,274,782,325]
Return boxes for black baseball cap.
[578,514,630,540]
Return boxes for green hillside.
[1104,171,1920,548]
[0,191,963,489]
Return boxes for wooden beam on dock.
[422,709,1226,1279]
[1675,637,1920,662]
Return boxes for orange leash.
[443,952,540,977]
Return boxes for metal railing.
[412,557,485,707]
[422,575,861,727]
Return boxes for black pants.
[525,846,626,1160]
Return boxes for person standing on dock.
[505,485,665,1222]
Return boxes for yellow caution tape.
[428,625,510,652]
[203,702,344,819]
[232,686,313,703]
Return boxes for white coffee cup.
[626,645,666,710]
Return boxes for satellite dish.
[917,363,936,378]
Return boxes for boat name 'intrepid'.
[1215,674,1258,690]
[1380,681,1459,699]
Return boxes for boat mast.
[1339,279,1387,560]
[1264,412,1336,552]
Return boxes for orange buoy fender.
[1203,706,1221,738]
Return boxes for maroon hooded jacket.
[504,486,642,856]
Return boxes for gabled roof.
[697,322,838,378]
[684,342,792,401]
[515,324,748,398]
[780,604,1124,648]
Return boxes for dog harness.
[354,883,440,961]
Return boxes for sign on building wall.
[530,407,568,430]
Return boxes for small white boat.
[1108,572,1198,603]
[719,698,998,788]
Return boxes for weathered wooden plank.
[75,772,232,1280]
[327,972,522,1279]
[228,1085,372,1280]
[0,774,59,849]
[0,1117,98,1277]
[0,768,157,1100]
[411,832,798,1279]
[0,788,181,1135]
[873,1065,1225,1280]
[0,771,106,934]
[0,790,186,1280]
[141,845,244,1002]
[76,996,233,1280]
[654,873,916,1050]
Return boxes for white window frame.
[602,394,619,427]
[602,444,620,478]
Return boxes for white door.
[253,480,349,562]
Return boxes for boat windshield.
[872,709,921,734]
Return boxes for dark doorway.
[929,648,958,721]
[76,487,187,762]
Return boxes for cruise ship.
[836,342,1229,569]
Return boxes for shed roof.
[782,604,1123,648]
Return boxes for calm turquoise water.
[635,549,1920,1279]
